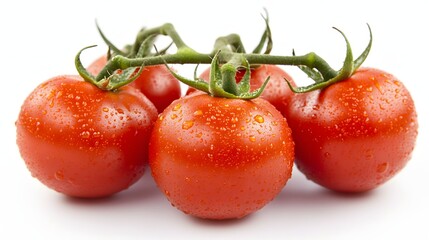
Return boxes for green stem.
[212,34,246,54]
[77,22,371,93]
[95,51,337,81]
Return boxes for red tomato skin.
[187,65,296,113]
[16,75,158,198]
[88,56,181,113]
[149,94,294,219]
[282,68,418,192]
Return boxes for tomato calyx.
[75,45,146,91]
[165,51,269,99]
[286,24,373,93]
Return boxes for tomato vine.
[75,22,372,95]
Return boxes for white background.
[1,0,428,239]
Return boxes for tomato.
[282,67,418,192]
[16,75,158,198]
[88,55,182,113]
[187,65,296,113]
[149,93,294,219]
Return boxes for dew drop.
[374,81,383,93]
[254,115,264,123]
[231,117,239,123]
[116,108,124,114]
[80,131,91,138]
[249,135,256,142]
[193,110,203,116]
[173,103,182,111]
[171,114,178,120]
[182,120,194,130]
[55,170,64,180]
[102,107,109,112]
[377,162,388,173]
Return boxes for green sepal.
[75,45,144,91]
[289,24,372,93]
[252,9,273,54]
[98,65,144,91]
[96,21,126,56]
[75,45,99,86]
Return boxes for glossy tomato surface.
[282,68,418,192]
[16,75,158,198]
[187,65,296,113]
[88,55,181,113]
[149,93,295,219]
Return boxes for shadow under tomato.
[61,173,163,207]
[189,212,256,227]
[268,168,381,215]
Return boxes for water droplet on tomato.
[80,131,90,138]
[254,115,264,123]
[170,114,178,120]
[55,170,64,180]
[193,110,203,116]
[182,120,194,130]
[116,108,124,114]
[377,162,388,173]
[374,81,383,94]
[102,107,109,112]
[173,103,182,111]
[249,135,256,142]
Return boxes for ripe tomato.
[149,93,295,219]
[187,65,296,113]
[87,55,182,113]
[282,67,418,192]
[16,75,158,198]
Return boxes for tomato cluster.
[16,21,418,220]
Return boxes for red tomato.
[187,65,296,113]
[16,75,158,198]
[149,93,295,219]
[282,67,418,192]
[88,56,181,113]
